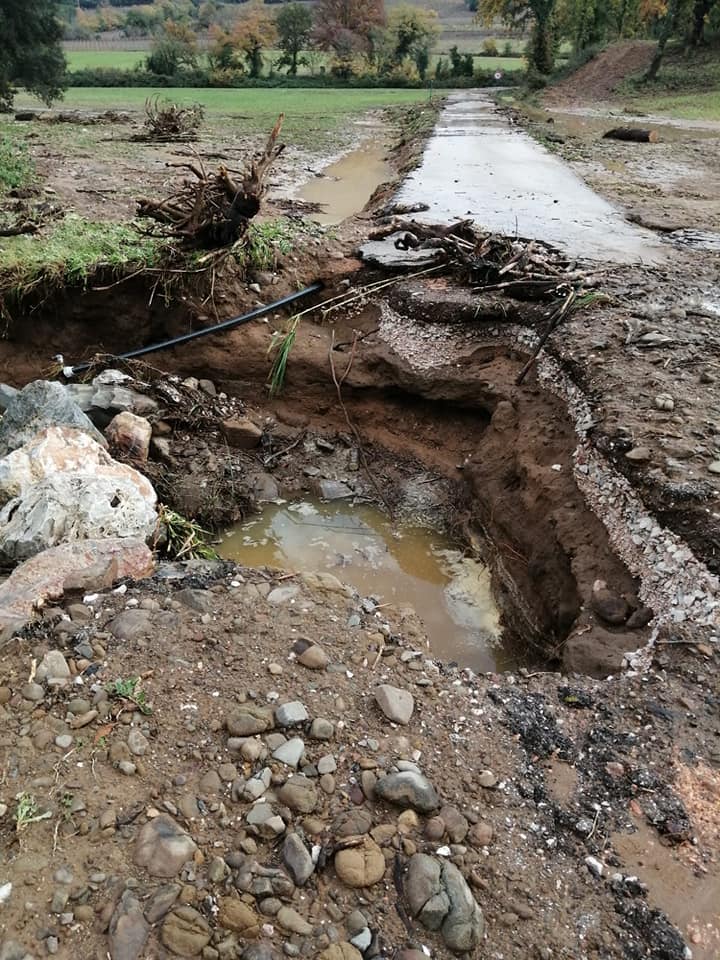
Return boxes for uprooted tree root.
[134,97,205,143]
[136,115,286,250]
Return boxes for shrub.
[481,39,499,56]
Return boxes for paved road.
[394,91,667,264]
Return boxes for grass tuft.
[158,505,219,561]
[0,215,161,307]
[267,314,300,396]
[0,135,34,195]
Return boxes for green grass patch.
[22,86,434,115]
[623,90,720,121]
[0,134,34,195]
[15,87,436,148]
[0,215,160,293]
[66,49,148,71]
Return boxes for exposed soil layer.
[0,271,659,678]
[544,41,656,105]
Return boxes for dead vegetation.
[134,97,204,143]
[136,114,285,250]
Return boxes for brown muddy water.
[297,143,392,225]
[218,498,507,673]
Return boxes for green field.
[65,49,147,70]
[626,90,720,122]
[20,86,432,115]
[63,48,525,75]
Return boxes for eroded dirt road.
[393,91,666,263]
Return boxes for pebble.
[317,754,337,774]
[374,771,440,813]
[374,684,415,725]
[477,770,497,788]
[54,734,73,750]
[277,906,313,935]
[273,737,306,768]
[134,815,197,878]
[708,461,720,475]
[626,446,651,463]
[297,645,329,670]
[310,718,334,740]
[282,833,315,886]
[22,682,44,702]
[276,702,309,727]
[585,856,604,877]
[127,728,149,756]
[655,394,675,411]
[118,760,137,776]
[334,837,386,888]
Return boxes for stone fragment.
[310,718,334,740]
[277,775,318,814]
[297,644,329,670]
[36,650,70,684]
[334,837,385,888]
[226,705,274,737]
[144,884,181,923]
[283,833,315,886]
[273,737,305,768]
[591,580,629,626]
[134,814,197,878]
[161,906,211,956]
[0,538,153,638]
[105,412,152,461]
[0,380,105,456]
[318,947,362,960]
[406,854,484,953]
[374,684,414,725]
[108,890,149,960]
[374,771,440,813]
[276,906,313,935]
[276,701,309,727]
[217,898,261,937]
[626,446,651,463]
[315,479,353,500]
[221,418,263,449]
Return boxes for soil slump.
[0,277,652,675]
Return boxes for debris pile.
[135,97,204,142]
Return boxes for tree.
[146,20,198,75]
[0,0,66,108]
[479,0,558,73]
[644,0,682,78]
[313,0,386,55]
[276,2,313,75]
[385,4,440,77]
[235,0,277,78]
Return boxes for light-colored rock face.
[0,427,157,561]
[0,538,155,639]
[0,380,106,456]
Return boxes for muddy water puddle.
[218,498,507,672]
[297,143,392,225]
[614,819,720,959]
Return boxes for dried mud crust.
[0,564,718,960]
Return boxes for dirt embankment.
[544,41,656,106]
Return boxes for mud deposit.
[219,498,503,672]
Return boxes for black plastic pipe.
[68,281,324,376]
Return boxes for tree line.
[478,0,720,80]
